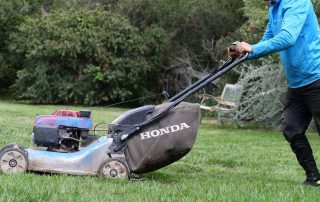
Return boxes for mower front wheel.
[0,145,29,174]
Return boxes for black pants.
[283,79,320,179]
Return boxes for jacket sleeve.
[261,21,273,42]
[248,0,308,60]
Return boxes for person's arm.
[248,0,308,59]
[246,20,273,59]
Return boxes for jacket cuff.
[248,42,268,60]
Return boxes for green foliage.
[0,1,31,95]
[215,0,270,57]
[239,0,269,43]
[109,0,246,98]
[10,9,170,104]
[0,0,52,95]
[113,0,245,68]
[0,13,21,94]
[235,60,286,130]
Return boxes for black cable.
[103,92,165,108]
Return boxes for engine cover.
[32,125,60,147]
[34,116,92,129]
[32,110,93,149]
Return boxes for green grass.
[0,100,320,201]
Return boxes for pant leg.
[283,89,320,179]
[303,80,320,134]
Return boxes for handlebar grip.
[229,41,238,52]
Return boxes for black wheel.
[0,144,28,174]
[98,159,129,179]
[0,144,19,153]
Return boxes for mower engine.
[32,110,93,152]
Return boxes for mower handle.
[141,52,248,127]
[112,52,248,152]
[148,52,249,124]
[117,53,247,135]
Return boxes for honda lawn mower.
[0,44,247,179]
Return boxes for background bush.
[10,9,170,104]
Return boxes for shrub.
[10,9,169,105]
[234,59,286,130]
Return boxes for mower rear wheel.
[0,145,28,174]
[98,159,128,179]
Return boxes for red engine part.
[51,110,80,117]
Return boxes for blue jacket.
[248,0,320,88]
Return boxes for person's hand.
[227,41,252,59]
[227,47,239,59]
[236,42,253,54]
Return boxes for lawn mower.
[0,44,247,179]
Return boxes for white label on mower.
[140,123,190,140]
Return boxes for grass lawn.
[1,100,320,201]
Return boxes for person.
[228,0,320,186]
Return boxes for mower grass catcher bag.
[124,102,200,174]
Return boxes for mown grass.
[0,100,320,201]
